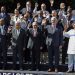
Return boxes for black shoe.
[67,70,72,73]
[28,69,32,71]
[36,69,39,71]
[20,68,23,71]
[31,68,36,71]
[13,66,16,70]
[48,68,52,72]
[55,68,58,72]
[3,65,7,70]
[3,66,6,70]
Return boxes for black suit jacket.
[27,28,43,49]
[12,28,27,49]
[0,25,7,48]
[0,13,10,28]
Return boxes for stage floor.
[0,70,75,75]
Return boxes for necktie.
[1,26,4,35]
[52,25,56,33]
[1,13,4,17]
[16,17,18,21]
[17,29,20,36]
[33,30,37,37]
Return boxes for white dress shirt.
[63,29,75,54]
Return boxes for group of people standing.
[0,0,75,73]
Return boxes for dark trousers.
[12,45,23,69]
[31,45,40,70]
[62,38,68,64]
[24,48,31,62]
[47,44,59,69]
[0,41,7,68]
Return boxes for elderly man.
[21,1,32,15]
[44,17,63,72]
[0,6,10,28]
[41,3,50,19]
[10,9,22,27]
[27,22,43,71]
[10,22,27,70]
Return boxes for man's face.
[14,9,19,16]
[17,3,21,8]
[26,2,31,7]
[34,17,38,22]
[60,3,65,9]
[32,22,38,29]
[1,6,6,13]
[50,0,54,4]
[72,23,75,29]
[41,4,46,10]
[52,11,57,17]
[51,17,57,25]
[24,15,28,21]
[33,25,37,29]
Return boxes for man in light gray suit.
[44,17,63,72]
[10,22,27,70]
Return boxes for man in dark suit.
[45,17,63,72]
[11,22,27,70]
[0,6,10,28]
[27,22,43,71]
[0,18,8,69]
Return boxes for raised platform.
[0,70,75,75]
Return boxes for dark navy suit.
[0,25,8,68]
[45,25,63,69]
[0,13,10,28]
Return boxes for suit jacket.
[12,28,27,49]
[20,7,33,15]
[0,25,7,47]
[0,13,10,27]
[45,25,63,46]
[10,15,22,26]
[27,28,43,49]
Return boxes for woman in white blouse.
[63,22,75,72]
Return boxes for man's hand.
[7,26,12,33]
[50,0,54,6]
[35,3,38,8]
[17,3,21,9]
[64,25,68,32]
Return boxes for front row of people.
[0,17,75,72]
